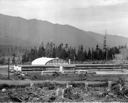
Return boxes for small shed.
[31,57,68,65]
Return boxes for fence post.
[59,66,64,73]
[61,88,64,99]
[56,88,65,99]
[108,81,112,91]
[68,59,71,64]
[30,82,34,87]
[66,82,69,88]
[85,82,88,91]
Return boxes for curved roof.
[31,57,59,65]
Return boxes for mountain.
[0,14,128,49]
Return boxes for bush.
[52,72,60,77]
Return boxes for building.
[31,57,68,65]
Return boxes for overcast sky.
[0,0,128,37]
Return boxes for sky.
[0,0,128,37]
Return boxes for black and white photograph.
[0,0,128,102]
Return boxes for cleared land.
[0,64,128,102]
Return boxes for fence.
[20,64,128,71]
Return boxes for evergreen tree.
[12,53,16,64]
[77,45,84,61]
[21,42,121,63]
[87,48,92,60]
[91,48,94,60]
[68,47,76,61]
[45,42,55,57]
[99,49,103,60]
[52,46,56,58]
[96,44,100,60]
[38,42,45,57]
[29,47,38,61]
[83,49,87,61]
[22,51,29,63]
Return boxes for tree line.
[22,42,121,63]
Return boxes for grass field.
[0,65,8,75]
[0,65,128,81]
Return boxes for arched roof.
[31,57,59,65]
